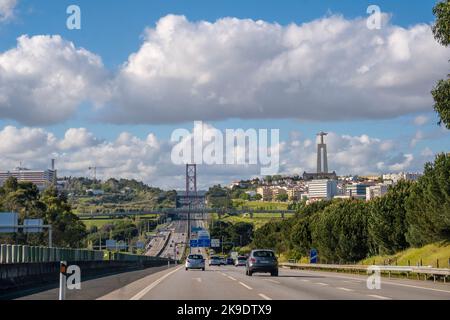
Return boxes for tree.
[311,200,371,263]
[41,187,87,247]
[276,194,289,202]
[290,217,313,257]
[432,78,450,129]
[433,0,450,46]
[368,181,412,255]
[406,153,450,246]
[432,1,450,129]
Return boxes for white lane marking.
[301,279,310,282]
[286,269,450,294]
[219,272,227,276]
[238,281,253,290]
[264,279,280,284]
[316,282,329,286]
[368,294,392,300]
[379,282,450,294]
[337,287,354,292]
[193,277,202,283]
[227,276,237,281]
[130,266,183,300]
[259,293,272,300]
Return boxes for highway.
[9,218,450,300]
[97,265,450,300]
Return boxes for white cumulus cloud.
[102,14,450,124]
[0,0,17,22]
[0,124,437,189]
[0,35,109,125]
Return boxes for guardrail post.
[22,245,29,263]
[0,244,6,264]
[6,244,12,264]
[11,245,19,263]
[436,259,439,268]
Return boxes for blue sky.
[0,0,448,187]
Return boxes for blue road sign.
[198,238,211,248]
[310,249,318,264]
[191,227,203,232]
[190,239,198,248]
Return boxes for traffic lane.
[277,267,450,300]
[222,265,450,300]
[216,266,374,300]
[137,266,266,300]
[15,265,171,301]
[98,265,181,300]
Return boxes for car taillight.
[250,258,256,263]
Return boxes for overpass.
[76,208,297,220]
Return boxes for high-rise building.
[307,179,337,199]
[0,168,56,189]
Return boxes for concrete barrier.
[0,258,172,293]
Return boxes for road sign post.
[59,261,67,300]
[310,249,318,264]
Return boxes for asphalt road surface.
[98,265,450,300]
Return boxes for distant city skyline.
[0,0,448,189]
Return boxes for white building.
[366,184,389,201]
[307,179,338,200]
[382,172,422,184]
[0,168,56,190]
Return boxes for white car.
[209,256,222,266]
[185,254,205,271]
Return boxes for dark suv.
[246,249,278,276]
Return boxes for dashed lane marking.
[337,287,354,292]
[238,281,253,290]
[259,293,272,300]
[368,294,392,300]
[264,279,280,284]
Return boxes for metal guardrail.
[280,263,450,282]
[0,244,169,265]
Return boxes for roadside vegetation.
[66,177,177,214]
[249,154,450,264]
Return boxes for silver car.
[209,256,222,266]
[185,254,205,271]
[246,249,278,276]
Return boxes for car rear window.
[189,255,203,259]
[211,256,220,260]
[253,251,275,258]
